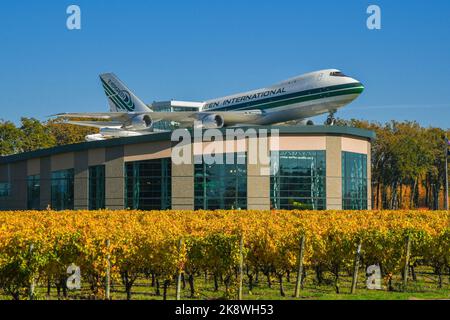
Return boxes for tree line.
[0,118,97,156]
[0,117,449,210]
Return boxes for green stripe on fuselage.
[241,87,364,111]
[209,83,364,112]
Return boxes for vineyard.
[0,210,448,300]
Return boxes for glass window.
[0,182,11,197]
[153,120,180,131]
[194,153,247,210]
[152,107,199,131]
[271,151,326,210]
[27,175,40,210]
[51,169,74,210]
[172,107,199,112]
[330,71,347,77]
[89,165,105,210]
[125,158,172,210]
[342,152,368,210]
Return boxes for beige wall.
[74,151,89,210]
[271,136,326,151]
[124,141,171,162]
[326,136,342,210]
[171,157,194,210]
[51,153,74,171]
[27,159,40,176]
[341,136,369,154]
[247,135,270,210]
[193,137,247,155]
[105,146,124,209]
[88,148,105,166]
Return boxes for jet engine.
[126,114,154,131]
[195,114,225,129]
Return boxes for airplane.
[53,69,364,141]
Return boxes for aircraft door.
[317,73,324,82]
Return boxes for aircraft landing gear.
[325,110,337,126]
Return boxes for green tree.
[45,119,98,146]
[20,118,56,152]
[0,120,23,156]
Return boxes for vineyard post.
[238,234,244,300]
[29,244,35,300]
[105,239,111,300]
[294,235,306,298]
[351,242,362,294]
[176,238,184,300]
[403,235,411,291]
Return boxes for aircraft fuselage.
[202,69,364,125]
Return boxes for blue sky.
[0,0,449,128]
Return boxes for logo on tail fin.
[118,90,134,110]
[100,77,135,112]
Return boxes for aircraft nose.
[353,79,364,94]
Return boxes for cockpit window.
[330,71,347,77]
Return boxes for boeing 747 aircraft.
[54,69,364,141]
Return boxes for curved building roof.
[0,125,375,164]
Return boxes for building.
[149,100,202,131]
[0,126,375,211]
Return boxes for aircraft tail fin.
[99,73,150,113]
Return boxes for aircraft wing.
[54,110,265,126]
[66,120,123,128]
[149,110,264,125]
[53,112,129,120]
